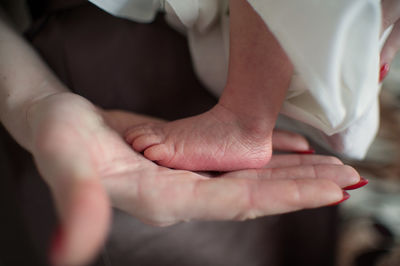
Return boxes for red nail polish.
[328,191,350,206]
[343,177,369,190]
[49,225,64,266]
[380,63,390,82]
[294,148,316,154]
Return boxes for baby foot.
[125,105,273,171]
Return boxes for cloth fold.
[88,0,384,159]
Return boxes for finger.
[179,177,344,221]
[224,164,359,188]
[381,20,400,68]
[266,154,343,168]
[381,0,400,31]
[131,163,357,225]
[33,126,110,266]
[272,129,310,152]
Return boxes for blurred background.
[336,54,400,266]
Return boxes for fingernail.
[294,148,315,154]
[328,191,350,206]
[343,177,369,190]
[49,225,64,266]
[380,63,390,82]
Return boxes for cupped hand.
[380,0,400,80]
[27,92,360,266]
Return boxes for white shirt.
[89,0,384,159]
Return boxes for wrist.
[1,80,67,151]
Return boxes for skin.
[0,5,364,266]
[21,92,359,266]
[125,0,294,171]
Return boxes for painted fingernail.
[328,191,350,206]
[49,225,64,266]
[380,63,390,82]
[294,148,315,154]
[343,177,369,190]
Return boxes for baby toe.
[144,144,172,165]
[132,134,163,152]
[125,123,162,143]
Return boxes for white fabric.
[89,0,384,159]
[88,0,162,22]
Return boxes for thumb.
[33,128,110,266]
[49,179,110,266]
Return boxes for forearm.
[0,7,67,150]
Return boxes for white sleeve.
[245,0,382,158]
[88,0,162,22]
[247,0,381,132]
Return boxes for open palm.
[27,93,359,266]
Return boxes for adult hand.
[27,92,360,266]
[380,0,400,80]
